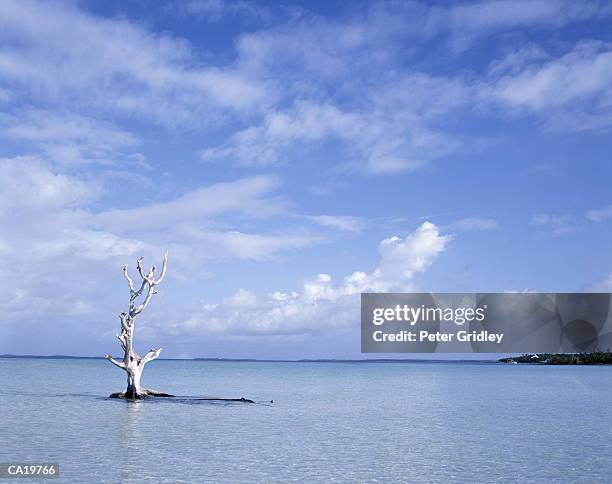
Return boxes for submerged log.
[198,397,256,403]
[108,392,263,402]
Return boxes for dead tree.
[105,252,172,399]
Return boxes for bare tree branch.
[105,355,126,370]
[116,333,126,350]
[122,265,135,293]
[136,257,153,284]
[141,347,162,365]
[119,313,130,331]
[130,284,156,317]
[152,252,168,285]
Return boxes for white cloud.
[181,222,451,336]
[200,102,359,166]
[223,288,258,307]
[94,175,285,232]
[174,228,323,261]
[599,275,612,290]
[531,213,579,235]
[487,45,550,77]
[1,0,608,190]
[2,0,606,195]
[585,273,612,291]
[0,86,10,102]
[0,158,147,324]
[0,156,95,213]
[193,8,479,174]
[443,0,602,32]
[183,0,270,23]
[0,161,325,325]
[485,41,612,130]
[452,217,498,230]
[586,204,612,222]
[306,215,364,232]
[1,109,140,166]
[202,80,468,174]
[0,0,269,125]
[417,0,609,51]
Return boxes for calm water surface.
[1,359,611,483]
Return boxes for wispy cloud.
[431,0,607,48]
[586,204,612,222]
[0,156,96,212]
[452,217,498,230]
[201,78,469,174]
[182,0,271,23]
[94,176,285,232]
[588,273,612,291]
[1,109,140,166]
[531,213,580,235]
[305,215,364,232]
[0,0,269,125]
[485,41,612,130]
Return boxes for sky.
[1,0,611,359]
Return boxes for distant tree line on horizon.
[500,350,612,365]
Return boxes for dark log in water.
[107,391,265,403]
[198,397,256,403]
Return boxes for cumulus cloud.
[181,222,451,336]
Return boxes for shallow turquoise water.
[1,358,611,482]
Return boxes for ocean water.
[1,358,611,483]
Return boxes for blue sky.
[1,0,611,359]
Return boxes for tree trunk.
[125,353,144,399]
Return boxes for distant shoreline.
[5,354,611,365]
[500,352,612,365]
[0,354,500,363]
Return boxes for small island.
[500,351,612,365]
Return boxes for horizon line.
[0,353,503,362]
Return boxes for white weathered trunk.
[105,253,168,399]
[125,356,143,399]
